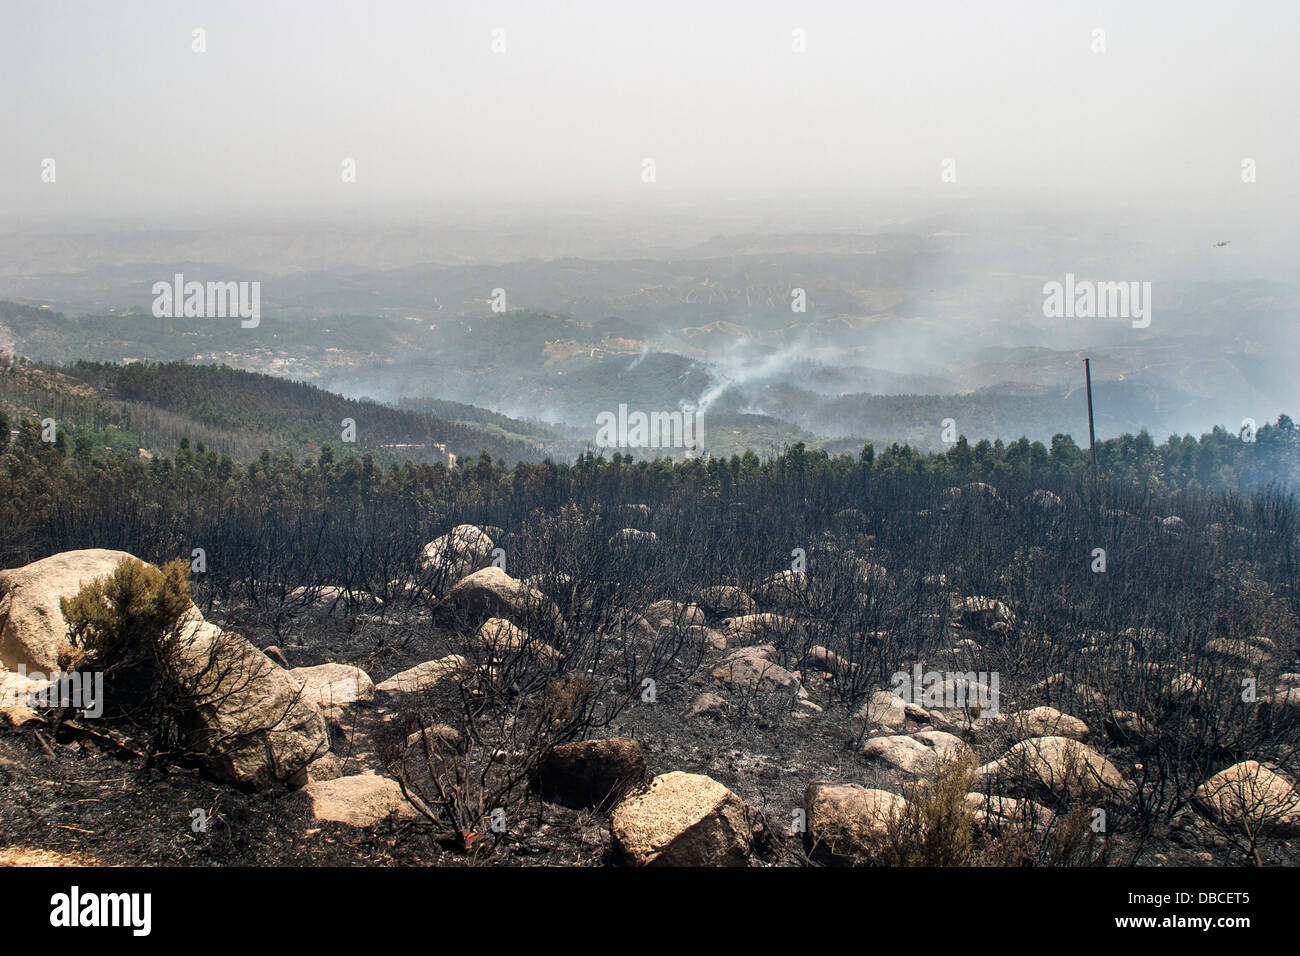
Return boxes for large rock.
[1104,710,1158,747]
[403,722,464,755]
[437,568,561,631]
[752,571,807,610]
[913,729,965,755]
[911,676,999,717]
[0,549,138,671]
[861,735,940,775]
[974,737,1129,800]
[854,690,931,729]
[688,692,728,719]
[0,667,49,726]
[289,663,375,708]
[943,482,1005,509]
[1160,515,1188,534]
[612,772,753,866]
[0,667,52,706]
[1204,638,1270,669]
[806,645,855,675]
[1028,673,1108,710]
[686,625,727,652]
[964,793,1056,833]
[602,609,659,645]
[711,645,804,696]
[1261,687,1300,727]
[697,586,757,619]
[862,731,963,775]
[419,525,494,585]
[172,614,330,789]
[472,617,559,662]
[719,613,799,646]
[803,782,905,866]
[1000,706,1089,742]
[1194,761,1300,836]
[955,596,1015,632]
[644,600,706,631]
[296,773,419,827]
[374,655,467,697]
[306,753,343,783]
[535,738,646,809]
[0,551,329,790]
[1166,671,1204,700]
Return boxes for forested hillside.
[0,355,552,466]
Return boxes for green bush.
[886,749,978,866]
[60,557,193,746]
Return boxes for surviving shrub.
[885,749,978,865]
[60,557,194,750]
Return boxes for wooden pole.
[1084,358,1097,470]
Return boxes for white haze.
[1,0,1296,227]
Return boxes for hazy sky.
[2,0,1295,220]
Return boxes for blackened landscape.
[2,1,1298,893]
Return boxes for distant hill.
[0,357,551,466]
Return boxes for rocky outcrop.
[419,525,494,585]
[710,645,804,696]
[1160,515,1188,534]
[643,600,706,631]
[954,596,1015,633]
[861,731,963,775]
[285,586,381,615]
[861,735,938,775]
[1029,489,1064,511]
[173,614,331,789]
[0,549,139,671]
[289,663,375,709]
[751,571,806,610]
[472,617,559,662]
[1193,761,1300,836]
[1000,706,1089,742]
[1205,638,1270,669]
[0,550,331,790]
[718,613,799,646]
[686,625,727,652]
[535,738,646,809]
[855,690,930,730]
[436,567,562,631]
[974,737,1129,800]
[805,645,856,676]
[612,772,753,866]
[943,482,1005,509]
[374,655,466,697]
[1104,710,1157,747]
[697,586,757,619]
[964,793,1056,833]
[803,782,904,866]
[296,773,419,827]
[688,692,728,719]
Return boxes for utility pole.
[1084,358,1097,471]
